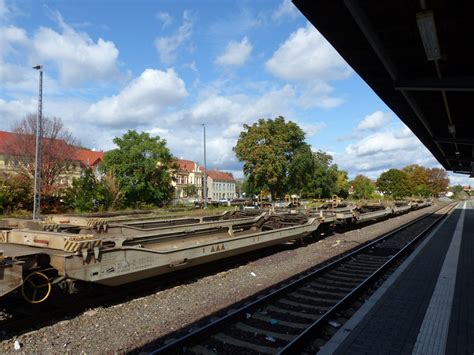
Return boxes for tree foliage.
[7,115,78,209]
[426,167,449,196]
[376,169,411,198]
[298,151,347,199]
[0,174,33,214]
[183,184,198,198]
[101,130,175,207]
[64,168,111,212]
[351,175,375,199]
[234,116,308,199]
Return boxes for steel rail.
[278,201,457,353]
[151,202,456,354]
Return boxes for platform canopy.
[293,0,474,177]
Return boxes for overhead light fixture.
[448,124,456,135]
[416,11,441,61]
[455,151,460,156]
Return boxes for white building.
[207,170,236,200]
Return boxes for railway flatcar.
[0,200,430,303]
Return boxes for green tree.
[403,164,430,197]
[64,168,111,212]
[351,175,375,199]
[335,170,350,198]
[376,169,411,198]
[0,174,33,214]
[101,130,175,207]
[241,176,258,197]
[427,167,449,196]
[234,116,309,199]
[299,150,340,199]
[183,184,198,198]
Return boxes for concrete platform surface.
[320,200,473,355]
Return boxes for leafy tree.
[402,164,430,197]
[234,116,309,199]
[241,176,258,197]
[351,175,375,199]
[183,184,198,198]
[299,150,340,199]
[0,174,33,214]
[376,169,411,198]
[335,170,350,198]
[450,185,464,194]
[64,168,111,212]
[7,115,78,210]
[101,130,175,207]
[427,167,449,196]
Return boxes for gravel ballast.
[0,203,447,354]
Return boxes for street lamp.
[32,65,43,220]
[202,123,208,208]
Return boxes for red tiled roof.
[206,169,234,181]
[177,159,197,172]
[74,149,104,167]
[0,131,21,154]
[0,130,103,166]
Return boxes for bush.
[0,174,33,214]
[63,168,112,212]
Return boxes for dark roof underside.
[293,0,474,176]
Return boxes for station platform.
[320,200,473,355]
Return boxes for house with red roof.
[172,159,204,199]
[0,130,104,184]
[206,169,236,200]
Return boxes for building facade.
[0,130,104,185]
[172,159,204,200]
[207,169,236,200]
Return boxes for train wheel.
[21,271,52,304]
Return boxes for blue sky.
[0,0,471,186]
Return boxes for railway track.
[150,202,456,354]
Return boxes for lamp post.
[32,65,43,220]
[202,123,208,208]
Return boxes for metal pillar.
[33,65,43,220]
[202,123,208,208]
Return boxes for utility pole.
[33,65,43,220]
[202,123,208,208]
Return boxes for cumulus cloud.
[154,11,193,64]
[266,23,351,82]
[0,25,28,57]
[0,0,10,19]
[156,11,172,28]
[215,36,252,67]
[272,0,299,21]
[356,110,391,131]
[30,12,120,86]
[297,81,344,109]
[335,125,439,178]
[85,68,187,126]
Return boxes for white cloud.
[215,36,252,67]
[266,23,351,82]
[335,126,439,178]
[448,173,473,187]
[301,122,326,137]
[0,0,10,19]
[154,11,193,65]
[272,0,299,21]
[32,20,119,86]
[297,81,344,109]
[0,25,28,57]
[85,68,187,126]
[356,110,391,131]
[0,12,122,88]
[156,11,172,28]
